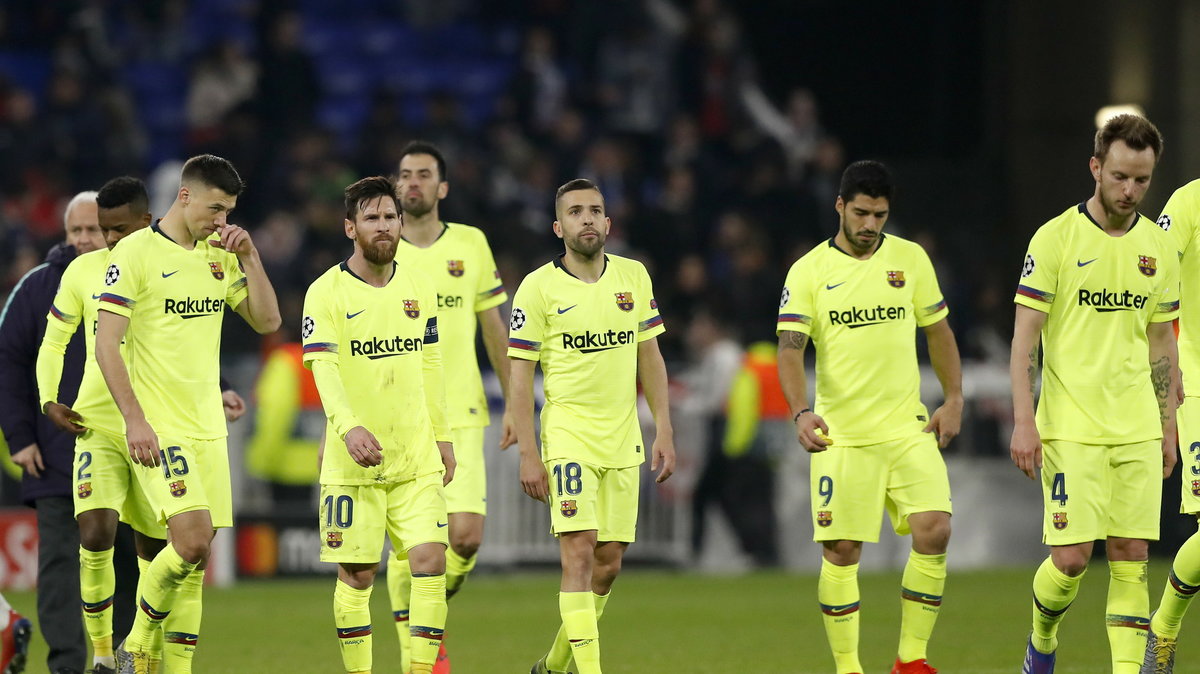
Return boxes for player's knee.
[77,510,118,551]
[822,540,862,566]
[1055,553,1089,577]
[172,536,211,565]
[593,556,621,586]
[449,533,480,560]
[915,517,951,553]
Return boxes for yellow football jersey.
[302,261,448,485]
[1015,202,1179,444]
[37,248,124,436]
[395,222,507,428]
[507,254,665,468]
[777,234,949,446]
[97,224,249,440]
[1159,180,1200,381]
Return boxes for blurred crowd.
[0,0,1016,463]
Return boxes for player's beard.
[401,192,437,219]
[1098,186,1139,219]
[565,228,605,258]
[362,236,398,265]
[839,215,878,255]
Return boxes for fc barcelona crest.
[403,299,420,319]
[77,482,92,499]
[447,260,465,277]
[1138,255,1157,277]
[817,511,832,527]
[209,262,225,280]
[170,480,187,498]
[326,531,343,549]
[887,270,905,288]
[1052,512,1068,530]
[560,499,578,518]
[614,292,634,312]
[1192,480,1200,497]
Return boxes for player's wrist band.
[793,409,811,422]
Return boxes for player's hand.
[923,397,963,448]
[344,426,383,467]
[43,401,86,435]
[795,410,832,452]
[651,433,675,483]
[221,389,247,422]
[1163,423,1179,479]
[498,409,517,450]
[11,443,44,478]
[438,441,456,486]
[126,417,161,467]
[1009,420,1042,480]
[519,451,549,503]
[209,224,256,257]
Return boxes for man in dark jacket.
[0,191,105,674]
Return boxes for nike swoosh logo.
[436,521,448,528]
[557,305,577,314]
[91,294,101,300]
[161,270,179,278]
[1077,258,1097,267]
[826,282,846,290]
[346,310,365,319]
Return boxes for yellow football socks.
[559,591,600,674]
[386,552,412,673]
[334,579,373,674]
[79,546,115,666]
[1105,560,1148,674]
[819,559,862,674]
[1151,528,1200,638]
[163,569,204,673]
[546,591,608,672]
[127,544,197,652]
[1030,556,1083,654]
[409,573,448,671]
[898,550,946,662]
[445,546,476,600]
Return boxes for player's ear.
[437,181,449,200]
[140,212,152,226]
[178,186,190,204]
[552,220,564,240]
[1089,156,1102,181]
[344,219,356,240]
[602,216,612,234]
[834,196,844,216]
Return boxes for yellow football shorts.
[1040,438,1162,545]
[73,429,165,538]
[810,429,952,543]
[1177,396,1200,515]
[131,434,232,529]
[545,458,639,543]
[319,472,449,564]
[444,426,486,515]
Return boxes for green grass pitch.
[8,562,1200,672]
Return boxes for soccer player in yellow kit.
[1143,177,1200,670]
[389,141,511,672]
[510,179,675,674]
[777,160,961,674]
[1010,115,1178,674]
[304,176,456,674]
[36,176,168,674]
[94,155,281,674]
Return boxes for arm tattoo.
[1152,355,1171,424]
[780,331,808,351]
[1027,344,1039,397]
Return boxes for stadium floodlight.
[1094,103,1146,128]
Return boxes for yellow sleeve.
[421,313,451,443]
[777,259,815,334]
[507,273,546,361]
[1014,224,1061,312]
[1152,239,1181,322]
[913,246,949,327]
[97,242,142,318]
[636,264,665,341]
[310,360,362,440]
[37,264,86,408]
[473,230,508,312]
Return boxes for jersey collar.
[554,253,609,280]
[399,221,449,247]
[340,259,397,285]
[828,233,886,258]
[151,220,177,243]
[1078,201,1141,233]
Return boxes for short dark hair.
[838,160,894,203]
[345,176,398,221]
[554,178,602,216]
[399,140,448,182]
[96,176,149,214]
[181,154,244,196]
[1094,114,1164,162]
